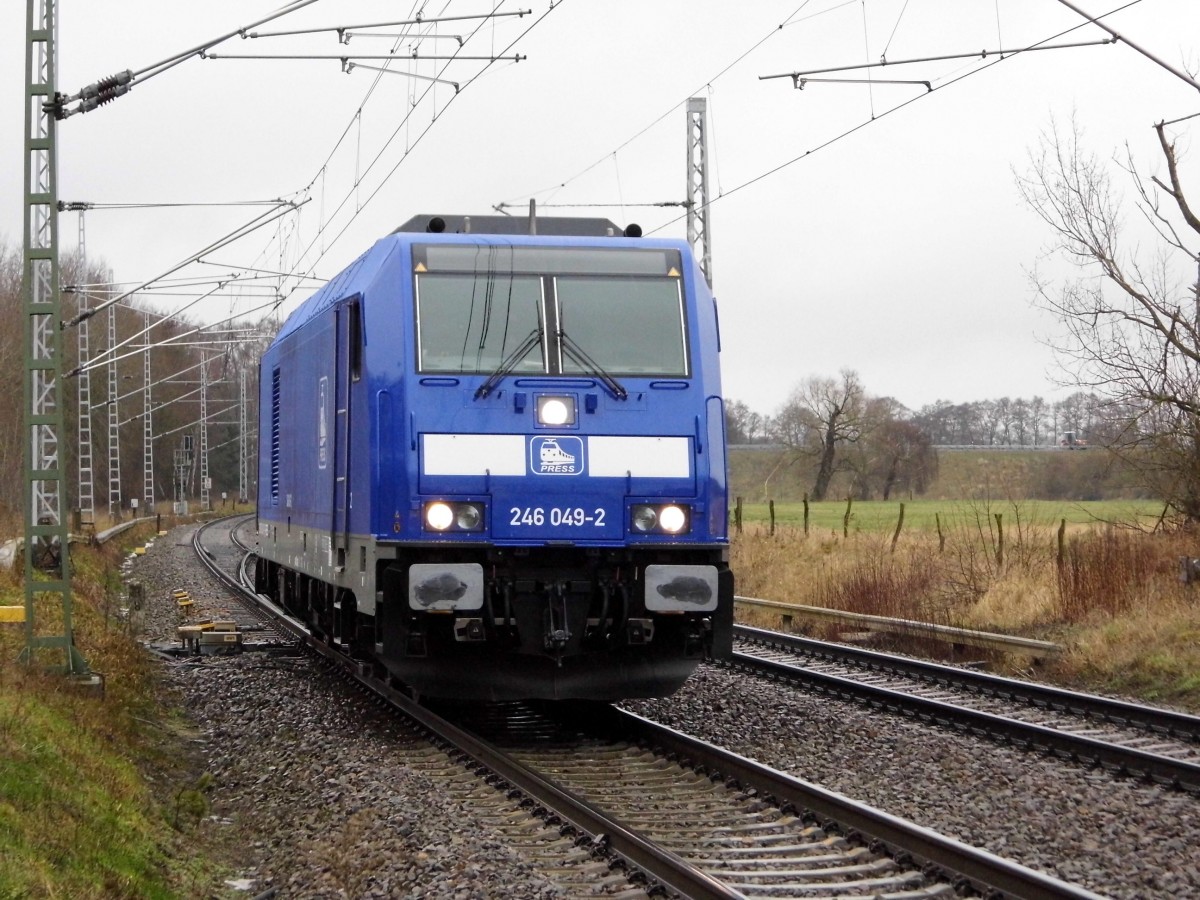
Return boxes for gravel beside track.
[623,666,1200,899]
[129,523,1200,898]
[130,525,570,899]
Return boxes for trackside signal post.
[20,0,90,675]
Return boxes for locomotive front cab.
[254,214,734,700]
[374,233,734,700]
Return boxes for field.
[725,445,1200,709]
[729,503,1200,710]
[731,498,1160,536]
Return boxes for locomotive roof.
[271,240,392,343]
[394,213,626,237]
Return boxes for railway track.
[186,516,1104,899]
[189,514,291,650]
[731,625,1200,792]
[450,700,1110,899]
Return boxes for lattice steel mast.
[70,204,95,529]
[199,357,211,510]
[143,308,155,511]
[21,0,88,673]
[685,96,713,290]
[106,304,121,521]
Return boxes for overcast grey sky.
[3,1,1198,418]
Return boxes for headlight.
[658,505,687,533]
[424,501,485,533]
[425,502,454,531]
[455,504,482,530]
[537,395,575,426]
[631,505,658,532]
[631,504,691,535]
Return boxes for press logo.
[530,436,584,475]
[317,376,329,470]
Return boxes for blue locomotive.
[254,212,733,700]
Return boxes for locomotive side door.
[332,299,362,569]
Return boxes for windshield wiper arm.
[558,330,627,400]
[474,328,542,400]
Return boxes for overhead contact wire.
[286,0,567,298]
[648,0,1147,237]
[505,1,827,207]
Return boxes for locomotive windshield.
[414,245,689,378]
[557,277,687,377]
[415,274,546,374]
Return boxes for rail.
[198,518,1100,899]
[731,632,1200,793]
[735,595,1063,657]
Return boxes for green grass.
[0,525,220,899]
[731,498,1161,534]
[0,681,176,898]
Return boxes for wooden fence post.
[735,497,743,535]
[128,580,145,637]
[843,496,853,539]
[1057,518,1066,568]
[769,499,776,536]
[936,513,945,552]
[803,494,809,536]
[994,512,1004,569]
[891,503,905,553]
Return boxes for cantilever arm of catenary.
[63,199,307,329]
[55,0,324,117]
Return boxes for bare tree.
[994,396,1014,445]
[870,418,938,499]
[1011,397,1030,446]
[977,399,1001,446]
[1017,117,1200,519]
[769,397,810,450]
[774,369,866,501]
[1029,395,1047,446]
[915,399,955,444]
[951,402,984,444]
[725,399,767,444]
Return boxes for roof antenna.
[529,198,537,236]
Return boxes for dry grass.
[962,573,1058,632]
[1064,596,1200,704]
[1055,527,1168,618]
[732,513,1200,710]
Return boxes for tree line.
[0,237,271,524]
[725,370,936,502]
[728,389,1109,450]
[724,374,1135,503]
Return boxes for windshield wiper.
[558,330,628,400]
[474,328,542,400]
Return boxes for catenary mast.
[686,97,713,290]
[19,0,89,674]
